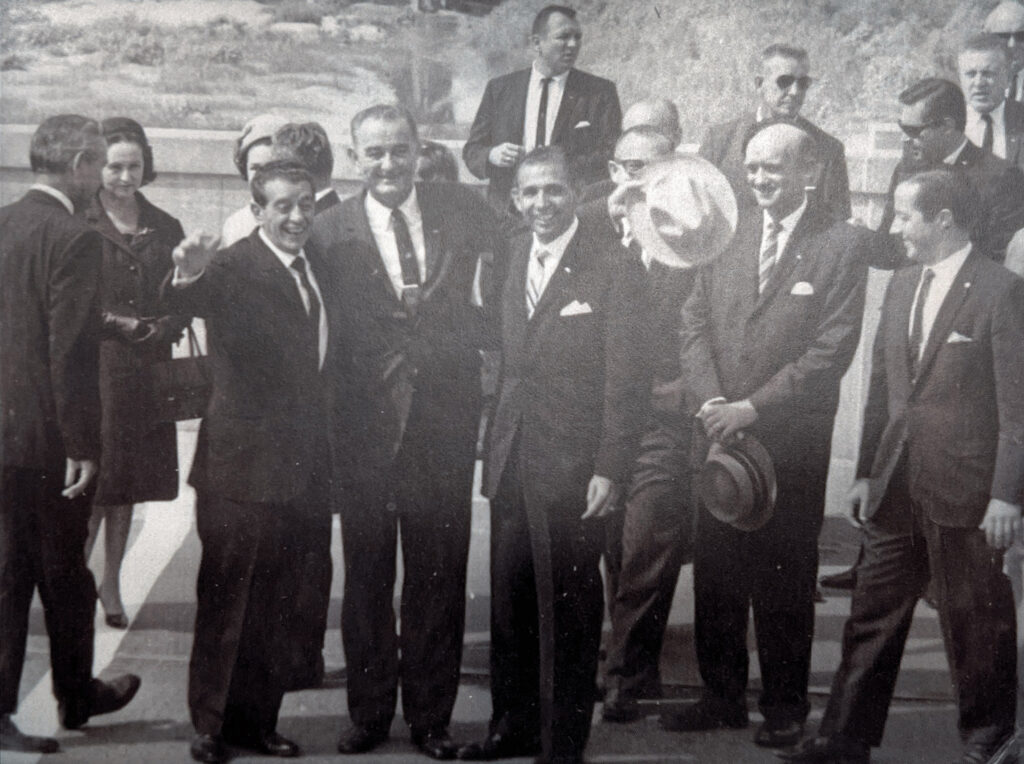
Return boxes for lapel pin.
[564,266,572,274]
[964,282,971,289]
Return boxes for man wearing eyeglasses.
[699,43,851,222]
[872,78,1024,269]
[958,34,1024,168]
[985,0,1024,104]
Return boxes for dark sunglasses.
[897,120,941,139]
[994,31,1024,44]
[776,74,813,91]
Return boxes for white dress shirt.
[907,243,972,363]
[258,229,328,370]
[365,190,427,298]
[527,216,579,311]
[523,64,569,151]
[966,102,1007,159]
[29,183,74,215]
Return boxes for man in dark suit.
[1,114,142,754]
[960,34,1024,167]
[699,43,851,221]
[781,168,1023,764]
[308,105,505,760]
[166,161,338,764]
[458,146,645,764]
[661,120,871,750]
[463,4,621,214]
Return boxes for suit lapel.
[415,184,444,285]
[527,228,583,329]
[83,195,141,260]
[247,232,309,319]
[912,253,980,388]
[887,266,920,394]
[341,194,401,306]
[504,236,532,366]
[510,69,531,144]
[753,204,823,313]
[550,69,579,144]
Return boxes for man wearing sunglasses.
[985,0,1024,104]
[699,43,851,222]
[871,78,1024,269]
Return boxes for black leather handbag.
[149,324,210,422]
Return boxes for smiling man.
[699,43,851,221]
[959,33,1024,166]
[165,160,337,764]
[463,4,621,214]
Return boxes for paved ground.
[7,426,966,763]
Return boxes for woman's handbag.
[149,324,210,422]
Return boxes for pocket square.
[560,300,593,316]
[790,282,814,296]
[947,330,973,343]
[573,120,591,129]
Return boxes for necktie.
[758,219,781,294]
[526,249,550,318]
[536,77,552,148]
[981,113,994,153]
[391,208,420,287]
[908,268,934,378]
[289,256,321,352]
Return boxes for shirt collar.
[923,242,971,280]
[766,195,808,232]
[258,227,305,268]
[364,187,421,230]
[29,183,75,215]
[943,137,969,164]
[531,61,570,87]
[315,187,335,201]
[969,100,1006,128]
[531,215,579,263]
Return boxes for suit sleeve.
[821,138,852,221]
[747,229,869,416]
[49,228,103,461]
[594,249,646,481]
[867,165,910,270]
[679,265,725,415]
[978,165,1024,264]
[989,276,1024,503]
[855,278,896,478]
[159,252,231,319]
[463,79,498,181]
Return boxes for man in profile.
[1,114,141,754]
[463,4,621,214]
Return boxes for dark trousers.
[820,469,1016,749]
[0,466,96,714]
[604,424,693,695]
[283,515,333,690]
[339,426,475,735]
[489,450,606,761]
[693,468,825,724]
[188,483,330,737]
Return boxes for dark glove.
[148,316,188,345]
[102,312,151,343]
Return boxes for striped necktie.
[759,219,782,294]
[526,249,550,318]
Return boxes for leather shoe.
[602,682,641,723]
[659,699,748,732]
[190,733,228,763]
[984,735,1019,764]
[0,714,59,754]
[955,733,1016,764]
[755,719,805,748]
[457,731,540,760]
[776,735,870,763]
[60,674,142,729]
[413,728,458,760]
[820,566,858,590]
[225,729,300,757]
[337,724,388,754]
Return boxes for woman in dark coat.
[84,117,189,628]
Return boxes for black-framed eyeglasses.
[994,31,1024,44]
[776,75,813,91]
[897,120,941,139]
[612,159,647,177]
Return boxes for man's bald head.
[622,99,682,148]
[743,122,816,218]
[609,126,674,184]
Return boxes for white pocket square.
[790,281,815,296]
[947,331,973,343]
[573,120,591,129]
[560,300,593,316]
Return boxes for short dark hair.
[740,115,820,163]
[899,78,967,132]
[250,159,314,208]
[761,43,809,63]
[899,168,976,232]
[960,32,1011,62]
[350,103,418,146]
[531,5,576,36]
[514,145,577,187]
[29,114,103,174]
[273,122,334,185]
[417,140,459,182]
[101,116,156,185]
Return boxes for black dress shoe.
[413,728,458,760]
[457,731,540,760]
[226,729,300,757]
[954,733,1016,764]
[819,566,858,590]
[60,673,142,729]
[190,733,228,764]
[659,699,748,732]
[776,735,870,763]
[0,714,59,754]
[755,719,804,748]
[337,724,388,754]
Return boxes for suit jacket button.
[386,500,398,513]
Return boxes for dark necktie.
[981,113,994,153]
[908,268,934,378]
[391,208,420,287]
[289,256,321,356]
[536,77,552,148]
